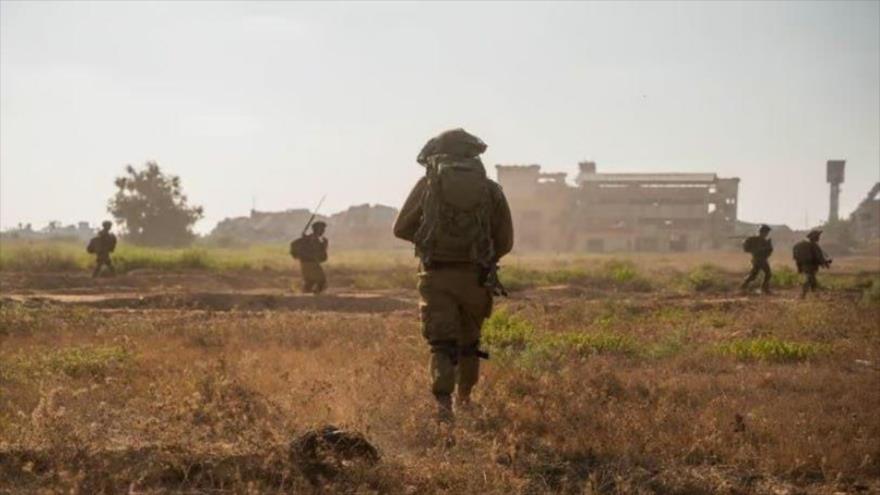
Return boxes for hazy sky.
[1,1,878,233]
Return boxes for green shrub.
[482,309,535,350]
[716,337,826,363]
[772,266,800,288]
[687,264,726,292]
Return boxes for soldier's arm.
[491,183,514,259]
[392,177,427,242]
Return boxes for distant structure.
[209,204,403,249]
[496,161,739,252]
[0,221,95,241]
[827,160,846,222]
[850,182,880,244]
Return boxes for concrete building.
[850,182,880,244]
[496,161,740,252]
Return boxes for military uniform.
[291,227,329,294]
[394,169,513,413]
[740,228,774,293]
[89,225,117,278]
[793,231,830,298]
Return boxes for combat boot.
[434,394,454,423]
[456,392,477,414]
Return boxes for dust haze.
[1,2,879,495]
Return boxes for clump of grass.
[647,329,691,358]
[499,266,586,291]
[595,260,653,291]
[483,308,535,350]
[687,264,727,292]
[772,266,800,288]
[484,309,639,363]
[2,345,133,380]
[716,337,827,363]
[544,331,639,357]
[0,244,85,271]
[862,277,880,305]
[114,246,213,272]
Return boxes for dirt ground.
[1,259,879,494]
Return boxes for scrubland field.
[1,240,879,494]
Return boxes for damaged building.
[209,204,403,249]
[496,161,739,252]
[850,182,880,244]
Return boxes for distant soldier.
[87,221,117,278]
[739,224,774,294]
[393,128,514,422]
[290,221,329,294]
[793,230,832,298]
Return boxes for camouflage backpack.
[792,240,815,268]
[414,155,495,266]
[742,236,759,254]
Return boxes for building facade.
[496,161,740,252]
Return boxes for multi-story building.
[496,161,740,252]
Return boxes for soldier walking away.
[87,221,117,278]
[290,221,329,294]
[739,224,774,294]
[393,128,514,422]
[793,230,832,298]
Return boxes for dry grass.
[1,252,879,493]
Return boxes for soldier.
[793,230,831,298]
[739,224,774,294]
[393,128,514,422]
[290,221,329,294]
[87,221,117,278]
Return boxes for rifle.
[481,263,508,297]
[301,195,326,236]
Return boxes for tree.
[108,161,204,246]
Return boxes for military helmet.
[102,220,112,229]
[807,229,822,240]
[759,224,771,233]
[312,221,327,230]
[417,128,487,165]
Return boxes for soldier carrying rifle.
[87,221,117,278]
[393,128,514,422]
[290,199,329,294]
[739,224,774,294]
[793,229,832,298]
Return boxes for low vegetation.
[0,245,878,493]
[716,337,827,362]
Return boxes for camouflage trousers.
[300,262,326,294]
[742,259,771,291]
[92,255,115,278]
[418,267,492,399]
[801,266,819,297]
